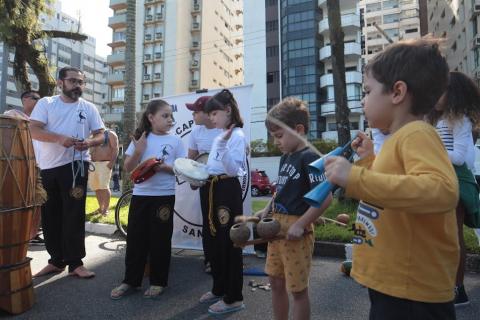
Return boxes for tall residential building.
[427,0,480,83]
[244,0,267,142]
[359,0,427,63]
[266,0,281,111]
[105,0,244,123]
[0,1,108,113]
[317,0,363,141]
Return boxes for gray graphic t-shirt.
[273,147,325,215]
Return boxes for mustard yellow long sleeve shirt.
[346,121,459,303]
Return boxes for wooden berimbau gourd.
[230,216,282,247]
[0,115,44,314]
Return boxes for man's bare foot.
[68,266,95,279]
[33,264,65,278]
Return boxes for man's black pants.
[40,162,89,272]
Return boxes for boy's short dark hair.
[266,97,310,133]
[364,37,449,116]
[58,66,84,80]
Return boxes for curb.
[313,241,480,273]
[83,223,480,273]
[85,221,117,235]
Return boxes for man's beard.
[63,87,83,100]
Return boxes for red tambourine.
[130,157,163,184]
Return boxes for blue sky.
[60,0,112,58]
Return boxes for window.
[267,71,279,83]
[266,20,278,32]
[266,45,279,57]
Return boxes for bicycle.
[114,153,209,238]
[114,188,132,238]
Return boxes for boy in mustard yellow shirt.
[325,39,459,319]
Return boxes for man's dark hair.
[58,66,84,80]
[265,97,310,133]
[21,90,40,99]
[364,37,449,116]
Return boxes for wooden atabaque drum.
[0,115,37,314]
[0,115,37,208]
[0,258,34,314]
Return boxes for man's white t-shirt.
[125,133,186,196]
[30,96,104,170]
[188,125,223,155]
[207,128,247,177]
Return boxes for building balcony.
[191,22,201,31]
[189,79,200,89]
[108,14,127,29]
[320,99,362,116]
[110,96,124,104]
[106,73,125,85]
[153,52,163,61]
[319,42,361,61]
[143,74,152,83]
[144,0,165,5]
[107,38,126,49]
[190,60,199,69]
[106,52,125,67]
[192,3,201,13]
[153,73,162,82]
[318,13,360,35]
[109,0,127,10]
[190,41,200,51]
[320,71,362,88]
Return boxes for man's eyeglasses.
[63,78,86,86]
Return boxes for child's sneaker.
[454,285,470,307]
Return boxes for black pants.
[123,195,175,287]
[40,162,89,272]
[203,178,243,304]
[200,184,212,265]
[368,288,456,320]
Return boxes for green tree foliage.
[0,0,87,97]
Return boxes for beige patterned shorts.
[265,213,314,293]
[88,161,112,191]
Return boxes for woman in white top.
[198,89,247,315]
[426,71,480,306]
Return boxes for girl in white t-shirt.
[198,89,247,315]
[111,99,185,299]
[426,71,480,306]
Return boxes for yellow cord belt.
[208,176,219,236]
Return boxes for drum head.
[174,158,209,181]
[194,153,209,164]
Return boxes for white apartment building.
[427,0,480,82]
[0,1,108,113]
[359,0,425,62]
[318,0,364,141]
[105,0,244,123]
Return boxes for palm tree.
[121,0,136,191]
[326,0,351,145]
[0,0,87,99]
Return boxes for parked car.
[251,169,274,197]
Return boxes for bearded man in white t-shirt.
[30,67,105,279]
[186,96,223,274]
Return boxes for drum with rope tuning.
[0,116,37,208]
[173,158,209,187]
[130,157,163,184]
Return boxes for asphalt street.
[1,234,479,320]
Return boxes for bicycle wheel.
[115,189,132,238]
